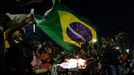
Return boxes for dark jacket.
[102,46,121,65]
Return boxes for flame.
[77,58,87,69]
[57,57,87,69]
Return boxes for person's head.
[107,39,115,48]
[47,48,52,54]
[0,14,12,31]
[101,37,108,48]
[11,30,22,40]
[48,41,53,46]
[6,28,24,45]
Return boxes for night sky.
[0,0,134,48]
[61,0,134,48]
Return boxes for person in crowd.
[5,15,34,75]
[99,37,109,75]
[102,39,122,75]
[0,14,8,73]
[34,43,54,75]
[127,50,134,75]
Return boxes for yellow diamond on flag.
[58,11,97,47]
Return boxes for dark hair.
[0,13,11,31]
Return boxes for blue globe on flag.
[66,22,92,43]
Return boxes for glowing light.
[126,49,129,53]
[115,47,120,49]
[77,58,87,69]
[92,39,97,43]
[57,58,87,69]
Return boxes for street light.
[92,39,97,43]
[115,46,120,49]
[126,49,129,53]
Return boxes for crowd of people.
[100,37,134,75]
[0,13,134,75]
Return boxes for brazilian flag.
[34,0,100,55]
